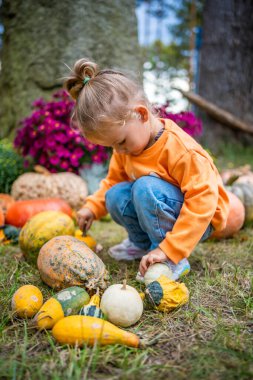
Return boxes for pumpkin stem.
[121,279,127,290]
[34,165,51,176]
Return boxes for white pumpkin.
[144,263,173,285]
[100,281,143,327]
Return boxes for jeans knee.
[105,182,132,213]
[131,176,153,203]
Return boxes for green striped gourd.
[79,289,105,319]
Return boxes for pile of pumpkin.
[0,170,189,349]
[12,271,188,349]
[3,164,253,348]
[10,229,189,349]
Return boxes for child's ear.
[134,106,149,123]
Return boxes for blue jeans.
[105,176,213,252]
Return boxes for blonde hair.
[64,58,150,135]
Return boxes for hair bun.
[64,58,99,100]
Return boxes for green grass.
[0,221,252,380]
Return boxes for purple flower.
[154,103,203,137]
[60,160,70,170]
[45,139,57,149]
[55,133,69,144]
[49,156,60,165]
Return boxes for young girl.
[64,58,230,281]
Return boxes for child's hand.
[76,207,95,234]
[139,247,168,276]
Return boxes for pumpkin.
[220,165,251,185]
[37,235,109,290]
[79,289,104,319]
[100,280,143,327]
[234,174,253,186]
[0,194,15,215]
[5,198,73,228]
[144,263,174,285]
[19,211,75,263]
[11,165,88,210]
[211,190,245,239]
[74,229,97,249]
[34,286,90,330]
[227,183,253,223]
[11,285,43,318]
[0,207,4,226]
[52,315,142,348]
[145,275,189,312]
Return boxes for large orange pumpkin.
[211,191,245,239]
[37,235,109,291]
[0,207,4,226]
[5,198,73,227]
[0,194,15,215]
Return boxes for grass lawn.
[0,144,253,380]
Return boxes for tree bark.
[175,88,253,135]
[0,0,141,138]
[198,0,253,150]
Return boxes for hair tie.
[83,77,90,86]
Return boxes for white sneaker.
[109,239,147,261]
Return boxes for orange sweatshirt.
[84,118,230,264]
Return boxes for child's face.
[85,114,151,156]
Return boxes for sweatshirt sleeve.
[159,150,219,264]
[84,152,129,219]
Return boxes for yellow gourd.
[11,285,43,318]
[145,275,189,312]
[74,229,97,249]
[79,289,104,319]
[34,286,90,330]
[52,315,141,348]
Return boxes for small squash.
[11,285,43,318]
[19,211,75,263]
[228,183,253,223]
[144,263,174,285]
[37,235,109,291]
[74,229,97,249]
[0,225,21,244]
[79,289,104,319]
[6,197,73,228]
[100,280,143,327]
[145,275,189,312]
[34,286,90,330]
[52,315,142,348]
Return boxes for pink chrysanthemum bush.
[14,90,110,173]
[14,92,202,174]
[154,101,203,137]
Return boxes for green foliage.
[0,139,26,193]
[142,40,187,73]
[168,0,205,54]
[138,0,205,78]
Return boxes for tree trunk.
[0,0,141,138]
[198,0,253,151]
